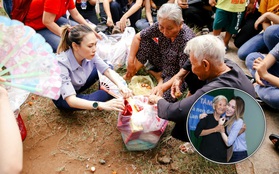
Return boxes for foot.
[201,27,209,35]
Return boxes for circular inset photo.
[187,87,266,164]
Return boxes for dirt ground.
[19,93,236,174]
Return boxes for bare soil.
[20,93,236,174]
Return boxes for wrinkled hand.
[253,57,267,86]
[215,124,224,133]
[219,117,226,125]
[151,84,164,97]
[119,86,133,98]
[123,58,136,81]
[171,77,183,98]
[148,94,163,105]
[199,113,208,119]
[99,98,125,112]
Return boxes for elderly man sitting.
[148,34,256,142]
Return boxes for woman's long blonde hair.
[57,24,93,54]
[225,96,245,131]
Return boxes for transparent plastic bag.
[96,27,135,70]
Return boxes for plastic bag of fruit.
[117,95,168,151]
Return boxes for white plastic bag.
[96,27,135,70]
[117,96,168,151]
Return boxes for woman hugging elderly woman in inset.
[195,95,247,163]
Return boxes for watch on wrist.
[92,102,99,110]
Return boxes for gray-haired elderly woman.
[124,3,203,102]
[194,95,228,163]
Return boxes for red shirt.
[25,0,75,30]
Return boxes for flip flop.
[179,142,195,154]
[269,134,279,150]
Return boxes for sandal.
[179,142,195,154]
[201,27,209,35]
[269,134,279,150]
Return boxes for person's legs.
[182,5,204,29]
[246,52,279,109]
[110,1,123,23]
[223,32,232,48]
[127,3,142,29]
[135,19,150,31]
[225,11,244,48]
[263,24,279,51]
[237,33,267,61]
[233,10,262,48]
[136,38,161,70]
[37,29,61,53]
[212,8,227,36]
[2,0,12,17]
[255,85,279,109]
[37,17,78,52]
[182,3,211,29]
[229,151,248,163]
[72,10,99,24]
[77,67,100,93]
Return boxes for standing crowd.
[1,0,279,172]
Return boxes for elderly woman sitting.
[124,3,204,102]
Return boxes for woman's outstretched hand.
[99,98,125,112]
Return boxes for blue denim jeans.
[135,16,157,31]
[246,52,279,109]
[238,25,279,60]
[36,17,78,53]
[53,67,114,110]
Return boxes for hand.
[106,17,114,27]
[118,17,127,32]
[253,57,268,86]
[123,57,137,81]
[215,124,224,133]
[171,77,183,98]
[99,98,125,112]
[199,113,208,119]
[219,117,226,125]
[148,94,163,105]
[238,123,246,135]
[177,0,188,9]
[151,84,164,97]
[209,0,217,6]
[119,86,133,99]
